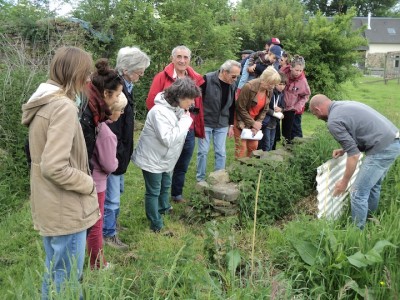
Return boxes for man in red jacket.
[146,45,205,203]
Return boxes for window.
[387,28,396,35]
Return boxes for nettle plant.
[228,129,338,226]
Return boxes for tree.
[236,0,306,51]
[301,0,400,17]
[236,0,367,97]
[300,9,367,97]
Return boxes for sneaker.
[104,235,128,250]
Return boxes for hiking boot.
[104,235,128,250]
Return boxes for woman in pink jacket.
[280,55,311,144]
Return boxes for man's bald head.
[309,94,332,121]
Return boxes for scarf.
[86,82,112,126]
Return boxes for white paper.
[240,128,263,140]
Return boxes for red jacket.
[280,65,310,114]
[146,63,205,138]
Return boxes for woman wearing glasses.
[103,47,150,250]
[280,55,311,144]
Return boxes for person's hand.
[332,149,345,159]
[333,179,348,196]
[250,127,258,136]
[248,65,256,73]
[228,126,234,138]
[274,107,282,112]
[252,121,262,131]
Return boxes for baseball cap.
[266,37,283,48]
[269,45,283,60]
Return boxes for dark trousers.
[282,110,296,143]
[272,121,281,150]
[291,114,303,139]
[171,129,195,199]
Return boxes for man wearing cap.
[248,45,282,76]
[237,39,282,93]
[309,94,400,229]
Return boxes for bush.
[0,37,47,216]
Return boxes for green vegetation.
[1,1,400,298]
[1,77,399,299]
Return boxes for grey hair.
[220,60,241,73]
[171,45,191,59]
[164,77,201,107]
[116,47,150,75]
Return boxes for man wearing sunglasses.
[196,60,241,182]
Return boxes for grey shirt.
[328,101,398,156]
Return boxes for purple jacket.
[91,122,118,193]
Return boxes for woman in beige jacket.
[21,46,100,299]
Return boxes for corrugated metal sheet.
[316,153,364,219]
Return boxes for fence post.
[384,53,388,84]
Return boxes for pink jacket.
[146,63,205,138]
[91,122,118,193]
[281,65,311,114]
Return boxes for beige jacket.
[21,81,100,236]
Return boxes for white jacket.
[132,92,193,173]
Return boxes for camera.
[188,106,200,115]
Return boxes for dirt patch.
[275,192,318,227]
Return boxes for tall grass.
[1,75,399,298]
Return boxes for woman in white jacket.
[132,77,201,232]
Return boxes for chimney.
[367,12,371,30]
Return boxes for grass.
[1,76,400,299]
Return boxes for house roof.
[352,17,400,45]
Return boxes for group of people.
[237,38,311,152]
[21,38,400,298]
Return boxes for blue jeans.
[171,129,195,200]
[291,114,303,139]
[42,230,86,300]
[103,174,124,237]
[142,170,172,231]
[350,139,400,229]
[196,126,229,181]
